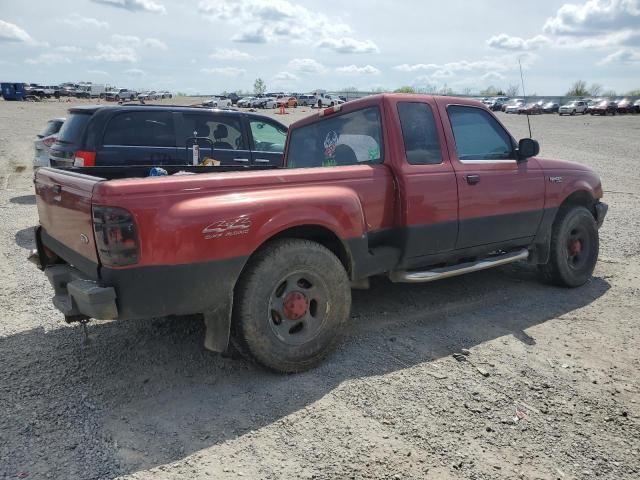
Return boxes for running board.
[389,249,529,283]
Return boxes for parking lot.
[1,98,639,479]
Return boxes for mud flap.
[203,292,233,353]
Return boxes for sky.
[1,0,639,95]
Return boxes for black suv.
[49,105,288,168]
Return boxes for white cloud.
[272,71,300,86]
[544,0,640,35]
[393,63,438,72]
[25,53,72,65]
[142,38,167,50]
[60,13,109,29]
[336,64,381,75]
[91,43,138,63]
[210,48,253,60]
[481,71,506,81]
[0,19,34,43]
[287,58,326,74]
[125,68,146,76]
[88,69,109,76]
[556,29,640,48]
[91,0,166,14]
[598,47,640,64]
[201,66,246,76]
[487,34,551,51]
[56,45,82,53]
[198,0,376,53]
[316,37,379,54]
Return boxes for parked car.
[34,117,65,168]
[48,105,288,169]
[227,92,240,105]
[237,97,255,108]
[542,102,559,113]
[32,94,607,373]
[504,100,525,113]
[502,99,523,112]
[590,100,617,116]
[315,94,343,108]
[157,91,172,99]
[518,102,543,115]
[559,100,587,115]
[105,88,137,102]
[634,99,640,113]
[277,96,298,108]
[138,91,160,101]
[616,98,634,114]
[297,94,316,107]
[202,95,233,108]
[487,99,506,111]
[77,84,106,99]
[25,84,47,99]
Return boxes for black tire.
[539,206,599,287]
[571,110,576,116]
[115,95,120,101]
[232,239,351,373]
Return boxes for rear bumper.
[595,201,608,229]
[45,264,118,321]
[35,227,246,321]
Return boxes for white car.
[34,117,65,168]
[237,97,255,108]
[559,100,587,115]
[504,101,525,114]
[203,96,232,108]
[315,94,344,107]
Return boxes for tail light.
[42,136,56,147]
[74,150,96,167]
[92,206,139,266]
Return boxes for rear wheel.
[232,239,351,372]
[539,206,599,287]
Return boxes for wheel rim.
[268,270,329,346]
[566,226,590,271]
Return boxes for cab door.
[438,103,545,249]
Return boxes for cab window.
[180,114,245,150]
[287,107,383,168]
[447,106,514,161]
[249,120,287,153]
[397,102,442,164]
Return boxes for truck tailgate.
[35,168,101,268]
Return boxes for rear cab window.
[287,107,383,168]
[397,102,442,164]
[56,113,91,144]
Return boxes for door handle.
[233,158,249,163]
[254,158,270,163]
[53,184,62,194]
[465,174,480,185]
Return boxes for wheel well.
[257,225,353,278]
[559,190,596,218]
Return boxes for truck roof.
[289,93,485,130]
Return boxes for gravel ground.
[0,98,639,480]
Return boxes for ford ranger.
[30,94,607,372]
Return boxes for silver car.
[559,100,587,115]
[34,118,65,168]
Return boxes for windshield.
[56,113,91,144]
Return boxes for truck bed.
[53,164,279,180]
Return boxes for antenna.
[519,59,533,138]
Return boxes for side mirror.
[517,138,540,161]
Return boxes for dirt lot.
[0,97,639,480]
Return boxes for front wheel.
[539,206,599,287]
[232,239,351,373]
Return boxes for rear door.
[439,102,545,249]
[246,117,287,166]
[97,111,180,166]
[177,112,252,166]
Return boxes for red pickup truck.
[31,94,607,372]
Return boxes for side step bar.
[389,249,529,284]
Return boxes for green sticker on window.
[368,146,380,160]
